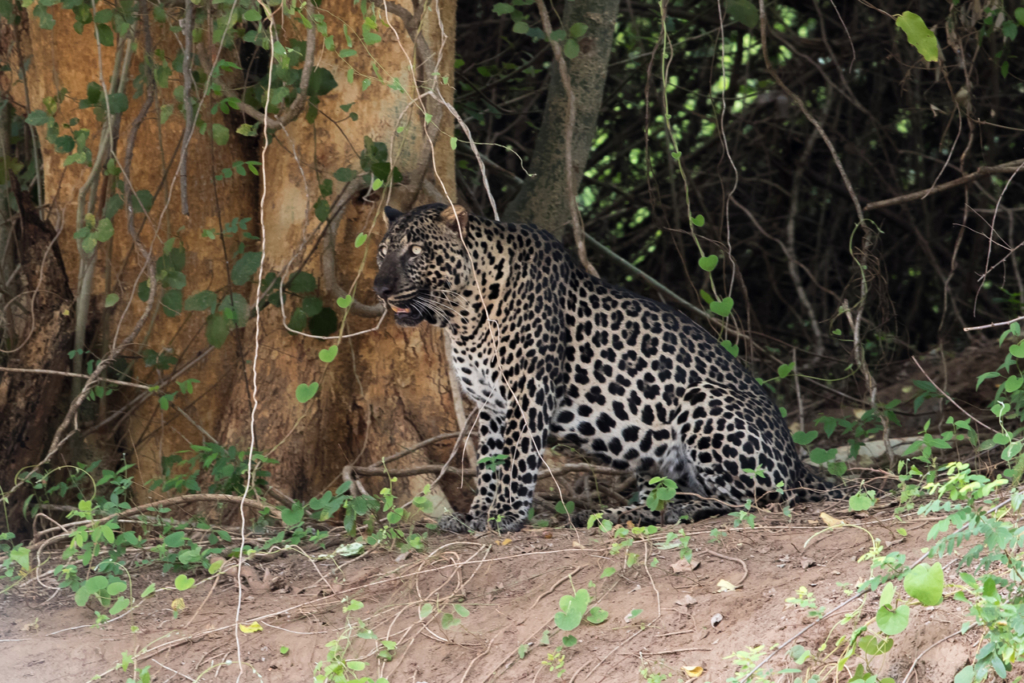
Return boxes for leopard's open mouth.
[385,298,425,326]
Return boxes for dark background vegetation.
[456,0,1024,377]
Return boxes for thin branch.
[0,366,154,390]
[963,314,1024,332]
[864,158,1024,211]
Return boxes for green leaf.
[585,606,608,624]
[319,345,339,363]
[97,24,114,47]
[296,382,319,404]
[792,430,818,445]
[450,136,458,151]
[879,582,896,608]
[174,574,195,591]
[75,575,109,606]
[419,603,434,619]
[553,610,582,631]
[160,104,174,125]
[184,290,218,312]
[562,635,578,647]
[569,22,588,39]
[301,296,324,317]
[231,251,263,285]
[549,29,566,42]
[25,110,51,126]
[337,294,354,309]
[1016,7,1024,27]
[777,362,794,379]
[903,562,943,606]
[809,447,837,464]
[9,546,30,571]
[141,583,156,598]
[954,665,975,683]
[104,293,120,308]
[563,38,580,59]
[206,312,229,348]
[109,596,131,615]
[212,123,229,146]
[720,339,739,357]
[107,92,128,114]
[288,272,317,294]
[1005,375,1024,394]
[724,0,758,29]
[355,233,369,248]
[308,308,339,336]
[512,21,529,34]
[165,531,186,547]
[334,167,358,183]
[848,491,875,511]
[599,567,616,578]
[94,217,114,242]
[709,297,734,318]
[161,289,182,317]
[1009,342,1024,358]
[493,2,514,15]
[698,255,719,272]
[857,634,893,656]
[895,12,939,62]
[876,603,909,635]
[692,214,705,227]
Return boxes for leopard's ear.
[384,206,404,223]
[439,204,468,231]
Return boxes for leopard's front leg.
[481,388,552,532]
[436,409,506,533]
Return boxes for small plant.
[725,644,776,683]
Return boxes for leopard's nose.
[373,278,394,300]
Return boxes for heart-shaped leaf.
[709,297,734,318]
[1004,375,1023,393]
[876,603,909,635]
[337,295,354,309]
[698,255,719,272]
[174,574,195,591]
[1010,342,1024,358]
[903,562,944,606]
[319,345,339,363]
[296,382,319,404]
[554,610,582,631]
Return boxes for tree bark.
[503,0,620,238]
[15,0,463,519]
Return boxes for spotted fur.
[372,204,841,532]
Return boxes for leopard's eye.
[411,245,423,256]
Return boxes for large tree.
[3,0,465,520]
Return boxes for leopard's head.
[372,203,470,327]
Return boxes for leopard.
[372,202,842,533]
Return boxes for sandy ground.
[0,500,1003,683]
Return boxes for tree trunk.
[16,0,462,518]
[503,0,621,238]
[0,199,74,535]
